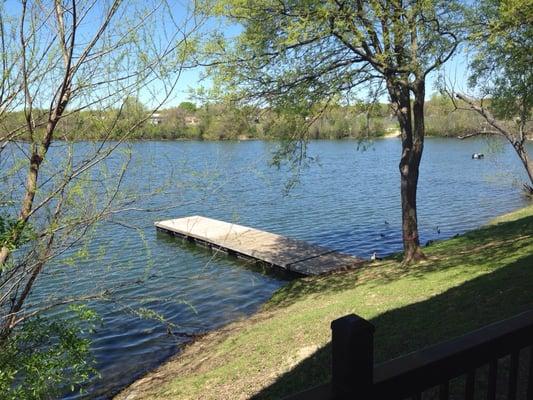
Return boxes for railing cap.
[331,314,375,334]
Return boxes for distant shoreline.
[13,133,531,143]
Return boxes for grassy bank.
[116,205,533,400]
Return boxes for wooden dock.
[155,216,363,276]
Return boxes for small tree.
[447,0,533,194]
[201,0,462,263]
[179,101,198,113]
[0,0,202,394]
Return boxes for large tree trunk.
[389,80,426,264]
[403,80,426,263]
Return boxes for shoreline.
[379,131,401,138]
[114,203,533,400]
[114,308,281,400]
[16,133,480,144]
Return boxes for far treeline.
[2,95,502,141]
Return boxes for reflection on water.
[27,138,531,398]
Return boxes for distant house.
[185,116,199,126]
[148,113,164,125]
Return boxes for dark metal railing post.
[331,314,375,399]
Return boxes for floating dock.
[155,216,363,276]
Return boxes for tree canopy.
[200,0,463,262]
[447,0,533,193]
[0,0,201,395]
[468,0,533,126]
[203,0,461,103]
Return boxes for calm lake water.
[29,138,532,398]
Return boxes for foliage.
[0,214,34,252]
[424,94,486,137]
[200,0,462,108]
[454,0,533,191]
[468,0,533,125]
[0,0,201,395]
[0,305,99,399]
[178,102,198,113]
[0,97,485,141]
[196,0,465,262]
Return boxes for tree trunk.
[514,142,533,194]
[403,80,426,263]
[389,79,426,264]
[0,152,41,266]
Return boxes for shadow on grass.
[265,215,533,311]
[252,253,533,400]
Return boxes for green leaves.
[0,307,99,399]
[467,0,533,123]
[0,215,34,251]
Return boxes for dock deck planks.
[155,216,363,276]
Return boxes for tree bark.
[0,146,41,266]
[389,79,426,264]
[0,118,59,267]
[403,80,426,263]
[514,142,533,193]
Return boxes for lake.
[28,137,532,398]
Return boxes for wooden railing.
[285,310,533,400]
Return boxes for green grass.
[117,205,533,400]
